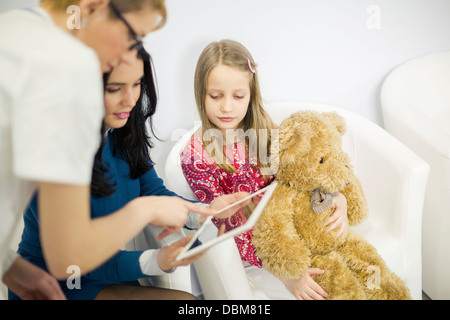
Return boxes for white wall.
[2,0,450,180]
[145,0,450,179]
[0,0,39,12]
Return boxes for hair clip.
[247,58,256,74]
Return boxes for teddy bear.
[252,110,411,300]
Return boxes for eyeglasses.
[109,2,144,51]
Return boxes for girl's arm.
[325,193,349,237]
[180,148,261,265]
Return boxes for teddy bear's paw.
[263,257,310,280]
[364,273,412,300]
[311,253,367,300]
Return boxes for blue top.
[11,132,181,299]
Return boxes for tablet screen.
[176,182,277,261]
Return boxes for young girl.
[10,48,248,300]
[181,39,349,300]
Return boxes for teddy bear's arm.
[253,184,311,280]
[340,174,368,226]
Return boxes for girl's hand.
[208,192,251,220]
[325,193,348,237]
[157,236,206,272]
[252,193,264,205]
[281,268,328,300]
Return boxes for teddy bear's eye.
[319,157,325,164]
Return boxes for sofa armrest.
[193,221,253,300]
[381,103,450,159]
[349,115,429,298]
[349,115,430,239]
[347,111,430,300]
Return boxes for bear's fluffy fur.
[252,111,411,299]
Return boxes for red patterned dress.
[180,131,274,267]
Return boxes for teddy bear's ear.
[323,112,346,135]
[294,122,315,153]
[269,120,313,174]
[277,119,314,154]
[269,113,315,174]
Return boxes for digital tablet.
[176,182,278,261]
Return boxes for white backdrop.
[2,0,450,180]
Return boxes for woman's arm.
[38,182,215,279]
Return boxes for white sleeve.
[185,211,202,230]
[139,249,176,276]
[185,202,208,230]
[12,49,104,185]
[1,249,18,275]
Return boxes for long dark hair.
[91,49,159,197]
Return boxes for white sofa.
[381,51,450,300]
[164,101,430,300]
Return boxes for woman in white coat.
[0,0,220,299]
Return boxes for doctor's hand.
[135,196,216,241]
[2,256,66,300]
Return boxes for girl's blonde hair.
[41,0,167,30]
[194,39,276,176]
[40,0,78,10]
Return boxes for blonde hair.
[40,0,78,10]
[40,0,167,30]
[194,39,276,176]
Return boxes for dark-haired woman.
[0,0,200,299]
[10,50,247,300]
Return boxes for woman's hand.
[157,218,228,272]
[156,236,206,271]
[325,193,348,237]
[281,268,328,300]
[129,196,216,240]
